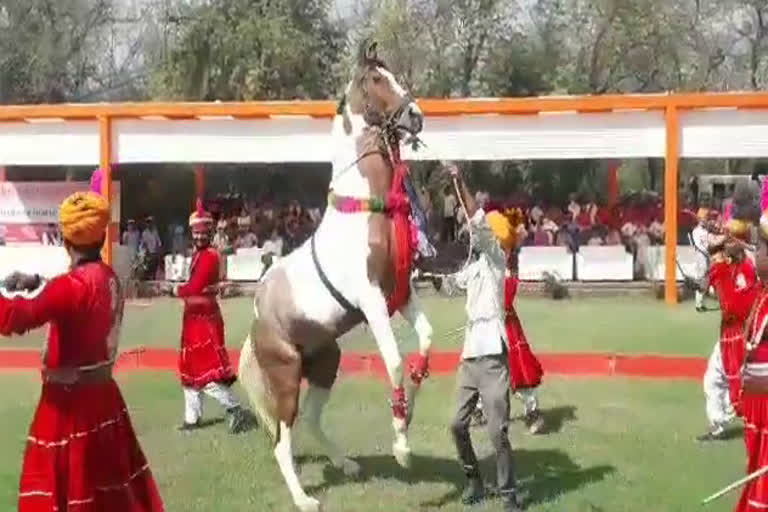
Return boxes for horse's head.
[339,40,423,137]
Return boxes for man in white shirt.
[691,209,714,312]
[445,166,523,512]
[141,217,163,280]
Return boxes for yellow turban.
[486,211,515,251]
[727,218,749,238]
[59,192,110,247]
[761,211,768,241]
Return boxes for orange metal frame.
[4,91,768,304]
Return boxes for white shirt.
[691,225,710,255]
[448,209,508,360]
[262,238,284,256]
[443,194,457,218]
[122,230,140,251]
[141,228,162,254]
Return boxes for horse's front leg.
[398,285,434,425]
[358,285,411,468]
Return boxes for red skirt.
[179,310,236,389]
[737,392,768,512]
[506,309,544,391]
[19,380,164,512]
[721,324,747,416]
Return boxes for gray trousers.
[450,352,516,495]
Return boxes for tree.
[0,0,113,103]
[150,0,344,101]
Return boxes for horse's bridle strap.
[310,234,361,316]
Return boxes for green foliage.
[0,0,112,103]
[151,0,343,100]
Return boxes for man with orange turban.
[0,170,164,511]
[443,166,524,512]
[173,199,249,434]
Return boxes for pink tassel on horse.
[89,168,104,196]
[762,177,768,214]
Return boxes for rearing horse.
[238,41,434,512]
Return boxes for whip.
[702,465,768,505]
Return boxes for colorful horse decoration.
[237,40,434,512]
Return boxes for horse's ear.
[366,41,379,61]
[358,38,378,66]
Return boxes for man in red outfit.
[0,174,164,512]
[737,212,768,511]
[174,199,249,434]
[698,218,759,441]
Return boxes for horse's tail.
[238,305,279,443]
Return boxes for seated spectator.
[576,208,593,231]
[261,228,284,257]
[587,228,604,246]
[649,218,664,244]
[585,199,598,224]
[212,219,232,254]
[605,229,622,246]
[529,201,544,229]
[567,194,580,222]
[533,226,552,246]
[235,226,258,250]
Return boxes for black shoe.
[696,305,706,313]
[227,406,252,434]
[178,420,201,432]
[461,477,487,505]
[696,429,726,442]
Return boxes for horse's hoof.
[340,458,361,477]
[296,497,322,512]
[393,443,412,469]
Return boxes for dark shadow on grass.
[720,426,744,441]
[509,405,577,434]
[302,448,614,509]
[539,405,577,434]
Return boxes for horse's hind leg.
[239,324,320,512]
[301,343,361,477]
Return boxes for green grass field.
[2,293,721,357]
[0,294,744,511]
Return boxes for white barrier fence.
[575,246,634,281]
[0,245,699,284]
[0,244,133,283]
[164,247,281,282]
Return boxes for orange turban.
[486,211,515,251]
[59,192,110,247]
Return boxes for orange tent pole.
[664,106,680,305]
[99,116,113,266]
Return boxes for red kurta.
[738,286,768,512]
[0,261,163,512]
[505,274,544,390]
[709,258,759,415]
[178,247,236,389]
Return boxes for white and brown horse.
[238,41,434,512]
